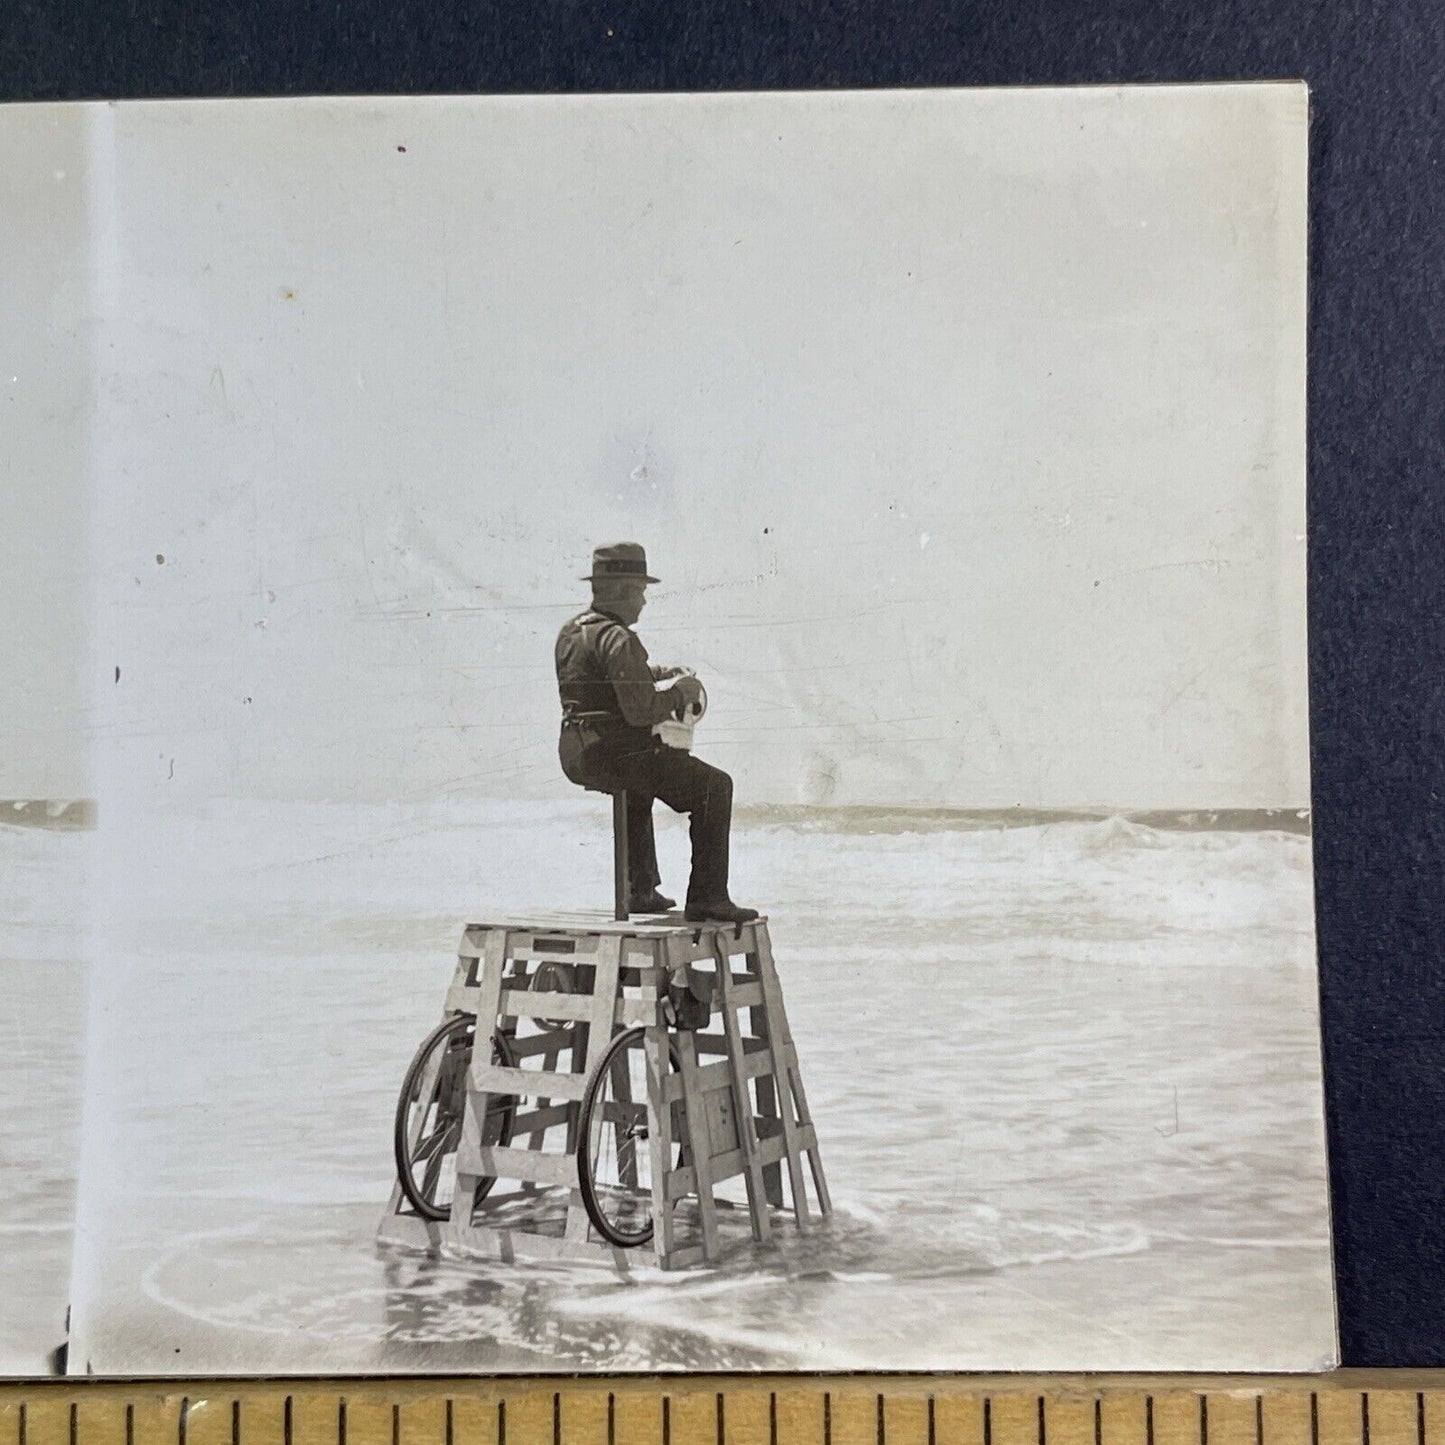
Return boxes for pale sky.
[38,87,1309,810]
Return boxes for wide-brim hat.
[582,541,659,584]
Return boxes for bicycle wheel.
[393,1014,516,1221]
[577,1026,683,1247]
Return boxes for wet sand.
[0,822,90,1373]
[0,959,84,1374]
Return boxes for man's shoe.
[684,898,760,924]
[629,889,676,913]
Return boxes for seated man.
[556,542,758,924]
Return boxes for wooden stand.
[378,912,829,1270]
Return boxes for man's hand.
[670,673,704,716]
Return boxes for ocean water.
[70,797,1335,1372]
[0,822,90,1374]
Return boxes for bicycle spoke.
[412,1122,451,1164]
[420,1142,449,1201]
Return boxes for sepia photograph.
[40,85,1332,1373]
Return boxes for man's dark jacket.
[555,608,679,784]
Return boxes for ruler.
[0,1374,1440,1445]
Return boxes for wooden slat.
[657,1241,707,1270]
[509,933,597,957]
[643,1021,679,1266]
[560,1183,593,1244]
[375,1211,443,1250]
[694,1031,770,1055]
[580,934,622,1058]
[505,1031,573,1059]
[724,981,763,1009]
[445,927,510,1245]
[566,933,623,1243]
[663,1039,781,1093]
[442,986,480,1014]
[514,948,597,969]
[463,911,769,936]
[470,1144,574,1186]
[667,1150,739,1200]
[674,1027,721,1261]
[662,1057,732,1104]
[755,923,831,1216]
[526,1041,563,1161]
[498,988,594,1022]
[753,924,812,1218]
[747,951,786,1211]
[470,1065,588,1101]
[746,1044,791,1079]
[566,1012,590,1165]
[598,1098,648,1126]
[506,1103,573,1138]
[715,934,772,1243]
[616,996,661,1026]
[665,1125,816,1200]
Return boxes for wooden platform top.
[463,909,769,938]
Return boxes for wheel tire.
[394,1014,516,1222]
[577,1026,683,1248]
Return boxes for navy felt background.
[3,0,1442,1366]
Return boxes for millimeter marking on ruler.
[3,1376,1444,1445]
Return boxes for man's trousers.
[559,724,734,906]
